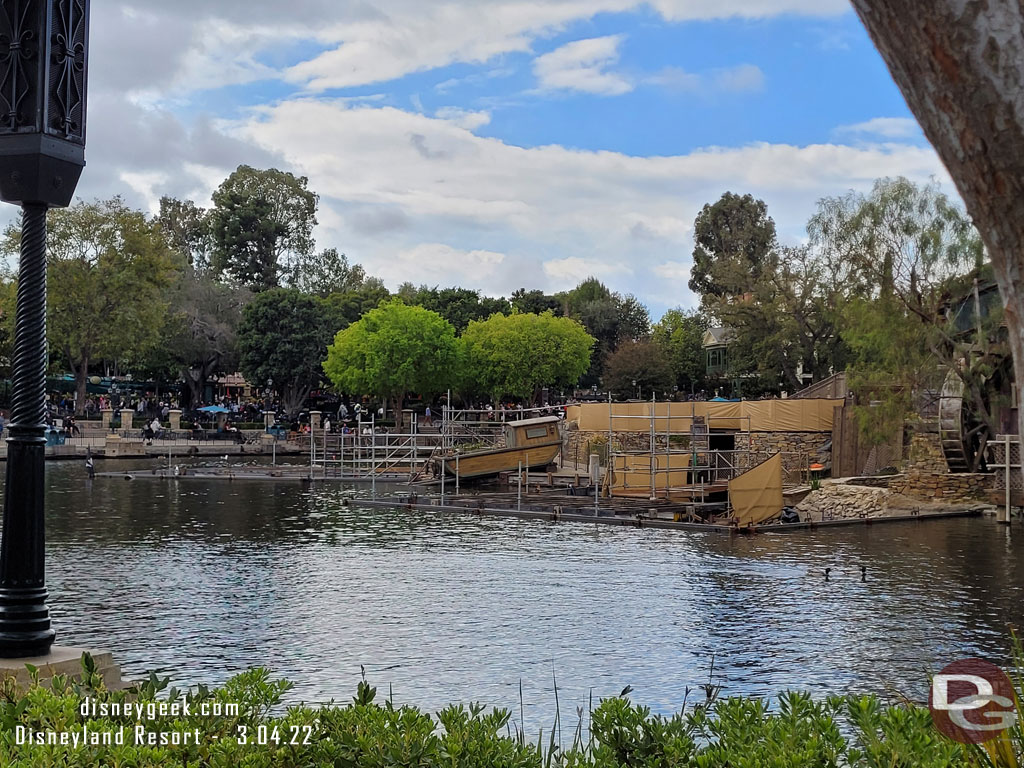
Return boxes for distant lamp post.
[632,379,638,400]
[0,0,89,658]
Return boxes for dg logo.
[929,658,1018,744]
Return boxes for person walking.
[424,405,432,426]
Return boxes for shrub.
[0,653,1021,767]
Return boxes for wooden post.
[1002,434,1012,525]
[517,460,522,510]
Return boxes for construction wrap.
[609,452,695,495]
[728,453,783,527]
[567,399,841,433]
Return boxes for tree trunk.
[852,0,1024,487]
[391,394,404,431]
[74,355,88,416]
[282,382,311,420]
[183,368,203,409]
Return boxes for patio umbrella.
[197,405,230,414]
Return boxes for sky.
[76,0,951,320]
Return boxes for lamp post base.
[0,586,55,657]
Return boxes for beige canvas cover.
[728,453,783,526]
[568,399,841,433]
[609,452,694,494]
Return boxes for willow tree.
[852,1,1024,465]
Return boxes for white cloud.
[649,0,849,21]
[434,107,492,131]
[533,36,633,96]
[713,64,765,92]
[374,243,507,288]
[647,64,765,94]
[645,67,702,92]
[228,99,949,308]
[653,261,692,281]
[544,257,632,285]
[94,0,848,100]
[836,117,922,139]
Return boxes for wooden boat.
[440,416,561,479]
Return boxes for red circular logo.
[929,658,1017,744]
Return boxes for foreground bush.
[0,654,1020,767]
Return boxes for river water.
[20,460,1024,725]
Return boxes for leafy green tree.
[813,177,1001,464]
[324,300,458,429]
[689,192,778,309]
[394,284,509,332]
[209,191,286,291]
[616,293,650,341]
[558,278,650,385]
[158,197,213,272]
[157,271,250,407]
[652,308,708,393]
[0,277,15,380]
[2,198,179,413]
[211,165,319,284]
[293,248,366,298]
[602,340,676,400]
[510,288,561,315]
[709,244,851,393]
[321,279,391,329]
[238,289,331,417]
[459,312,594,404]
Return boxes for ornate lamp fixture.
[0,0,88,657]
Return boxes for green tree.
[689,192,778,309]
[159,271,250,408]
[394,284,510,332]
[813,178,1001,465]
[510,288,561,315]
[2,198,179,413]
[324,300,458,429]
[293,248,366,298]
[708,245,850,393]
[321,279,391,329]
[209,191,286,291]
[602,340,675,400]
[0,277,15,380]
[652,308,708,393]
[211,165,319,284]
[238,289,331,417]
[459,312,594,404]
[158,196,213,272]
[559,278,651,385]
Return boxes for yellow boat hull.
[441,442,560,479]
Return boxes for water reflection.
[13,460,1024,724]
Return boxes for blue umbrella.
[197,405,230,414]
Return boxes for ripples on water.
[20,460,1024,725]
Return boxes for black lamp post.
[0,0,89,658]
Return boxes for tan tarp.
[609,452,695,494]
[568,399,841,433]
[728,453,783,526]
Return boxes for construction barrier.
[567,399,842,433]
[729,454,784,526]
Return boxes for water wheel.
[937,369,972,472]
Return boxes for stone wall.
[904,432,948,474]
[795,483,893,521]
[563,426,682,466]
[889,472,990,501]
[564,426,829,478]
[795,473,993,522]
